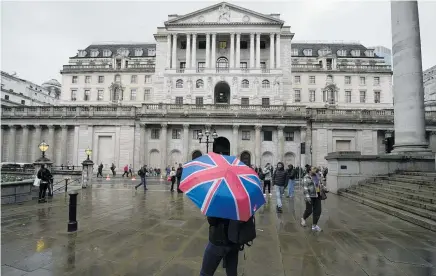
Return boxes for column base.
[391,144,433,156]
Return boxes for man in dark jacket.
[273,162,288,213]
[200,217,239,276]
[135,165,148,191]
[37,164,52,203]
[176,163,183,193]
[286,164,297,198]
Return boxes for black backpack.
[227,216,256,251]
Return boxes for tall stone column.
[270,33,275,69]
[8,125,16,162]
[236,33,241,69]
[305,122,312,165]
[21,125,29,162]
[276,33,281,68]
[166,34,172,68]
[183,124,190,162]
[255,125,262,166]
[139,123,146,167]
[46,125,55,161]
[250,33,255,68]
[256,33,261,69]
[32,125,42,162]
[211,33,217,69]
[186,33,191,69]
[161,123,168,170]
[191,34,197,70]
[277,125,284,162]
[232,124,239,156]
[300,127,307,167]
[60,125,68,165]
[133,123,141,170]
[142,124,148,165]
[205,33,211,68]
[391,0,430,154]
[230,33,235,68]
[171,33,178,69]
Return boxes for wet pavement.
[2,179,435,276]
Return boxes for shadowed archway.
[191,150,202,160]
[214,81,230,104]
[240,151,251,166]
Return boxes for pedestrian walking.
[37,164,52,203]
[176,163,183,193]
[273,162,287,213]
[122,164,129,177]
[262,163,273,196]
[286,164,296,197]
[301,166,325,232]
[169,167,177,192]
[128,164,133,177]
[97,163,103,178]
[110,163,116,176]
[135,165,148,191]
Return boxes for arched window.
[241,79,249,88]
[196,79,204,88]
[176,79,183,88]
[326,75,333,83]
[262,80,270,89]
[216,57,229,70]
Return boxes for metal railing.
[52,178,81,195]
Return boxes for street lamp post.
[198,128,218,153]
[38,141,49,158]
[85,147,92,160]
[82,147,94,188]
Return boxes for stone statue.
[166,79,172,94]
[218,3,231,22]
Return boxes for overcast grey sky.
[1,0,435,85]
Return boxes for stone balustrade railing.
[292,64,392,73]
[2,105,436,124]
[61,64,155,73]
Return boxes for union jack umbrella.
[179,152,266,222]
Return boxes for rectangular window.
[240,41,248,49]
[85,76,91,83]
[260,41,266,49]
[98,76,104,83]
[374,77,380,85]
[84,89,90,101]
[327,75,333,83]
[219,41,227,49]
[294,89,301,102]
[175,96,183,105]
[71,89,77,101]
[240,62,248,69]
[260,62,266,69]
[144,89,151,100]
[97,89,104,101]
[131,75,137,83]
[360,77,366,85]
[198,41,206,49]
[261,97,270,107]
[21,100,25,105]
[345,76,351,85]
[285,132,294,141]
[172,129,181,139]
[294,76,301,84]
[309,76,316,84]
[180,41,186,49]
[345,90,352,103]
[130,89,137,100]
[241,97,249,106]
[360,90,366,103]
[197,62,205,72]
[309,89,315,102]
[195,96,203,106]
[151,129,160,139]
[5,95,9,100]
[115,75,121,82]
[263,130,272,141]
[145,75,151,84]
[72,76,78,84]
[374,91,381,103]
[193,129,202,139]
[242,131,251,140]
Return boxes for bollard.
[65,178,69,193]
[67,191,78,232]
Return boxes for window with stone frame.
[360,76,366,85]
[145,75,152,84]
[176,79,183,88]
[72,76,78,84]
[180,41,187,49]
[345,90,352,103]
[263,130,272,141]
[291,48,298,56]
[196,79,204,88]
[130,89,137,100]
[240,62,248,69]
[309,76,316,84]
[345,76,351,85]
[241,79,249,88]
[115,75,121,82]
[360,90,366,103]
[261,97,270,107]
[351,50,361,57]
[131,75,137,84]
[5,95,9,100]
[294,76,301,84]
[98,76,104,83]
[85,76,91,84]
[294,89,301,102]
[172,129,181,139]
[198,41,206,49]
[262,80,270,89]
[241,97,249,107]
[285,131,294,141]
[193,129,202,139]
[175,96,183,105]
[144,89,151,100]
[240,41,248,49]
[374,91,381,103]
[260,41,266,49]
[309,89,316,102]
[260,62,266,69]
[195,96,204,106]
[147,49,156,56]
[242,130,251,140]
[97,89,104,101]
[84,90,90,101]
[71,89,77,101]
[103,49,111,57]
[303,49,312,56]
[219,41,227,49]
[21,100,25,105]
[374,77,380,86]
[151,129,160,139]
[327,75,333,83]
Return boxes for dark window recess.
[151,129,160,139]
[340,165,347,170]
[180,62,186,69]
[5,95,9,100]
[263,131,272,141]
[198,41,206,49]
[260,41,266,49]
[240,41,248,49]
[21,100,25,105]
[180,41,187,49]
[300,142,306,154]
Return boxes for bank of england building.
[2,2,436,171]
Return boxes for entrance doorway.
[191,150,202,160]
[240,151,251,166]
[213,137,230,155]
[214,81,230,104]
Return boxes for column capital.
[255,124,262,130]
[232,124,239,130]
[21,125,29,129]
[186,33,191,37]
[183,124,190,129]
[276,33,281,37]
[270,33,275,37]
[140,123,147,128]
[161,123,168,129]
[230,32,235,36]
[172,33,178,37]
[8,124,16,129]
[277,125,285,131]
[211,33,217,37]
[205,32,211,36]
[205,124,212,129]
[256,32,262,36]
[235,32,241,36]
[192,33,197,37]
[250,33,255,37]
[60,124,68,129]
[47,124,55,129]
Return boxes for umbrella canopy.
[179,152,266,222]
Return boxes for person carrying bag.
[37,164,52,203]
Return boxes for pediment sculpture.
[218,4,231,22]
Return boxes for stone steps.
[339,171,436,232]
[339,192,436,232]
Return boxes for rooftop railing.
[61,64,155,73]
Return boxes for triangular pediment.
[165,2,283,25]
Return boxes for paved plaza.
[1,179,436,276]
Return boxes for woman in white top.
[169,167,177,192]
